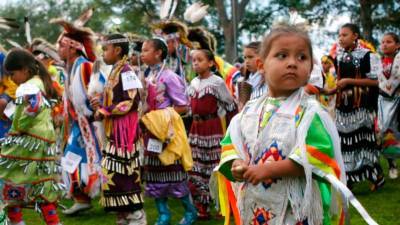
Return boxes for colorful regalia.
[214,89,378,225]
[0,76,63,207]
[247,72,267,101]
[0,77,17,138]
[333,41,383,184]
[320,69,336,118]
[50,17,104,203]
[98,58,144,212]
[142,64,191,197]
[0,52,17,138]
[187,74,235,215]
[378,52,400,159]
[62,55,103,199]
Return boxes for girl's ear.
[23,67,30,76]
[156,49,163,60]
[115,46,122,56]
[256,58,264,72]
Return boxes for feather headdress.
[188,26,217,52]
[30,38,62,63]
[152,19,192,48]
[50,17,96,62]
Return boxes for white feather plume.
[25,17,32,44]
[0,24,11,30]
[88,60,104,96]
[184,2,208,23]
[160,0,172,19]
[184,2,200,22]
[6,39,22,48]
[0,17,19,30]
[188,4,209,23]
[169,0,178,19]
[74,7,94,27]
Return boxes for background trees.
[1,0,399,62]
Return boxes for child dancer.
[215,24,377,225]
[378,32,400,179]
[243,41,267,100]
[187,49,235,219]
[140,38,197,225]
[319,55,336,117]
[334,24,384,190]
[0,49,62,225]
[92,33,146,225]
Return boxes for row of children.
[0,9,397,225]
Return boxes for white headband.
[101,38,129,45]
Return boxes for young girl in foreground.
[377,32,400,179]
[215,25,377,225]
[0,49,62,225]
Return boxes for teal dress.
[0,76,62,206]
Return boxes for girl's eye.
[275,53,286,59]
[297,54,307,61]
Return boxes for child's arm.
[243,159,304,185]
[173,105,188,114]
[336,78,378,89]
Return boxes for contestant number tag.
[61,151,82,173]
[122,71,142,90]
[147,138,163,153]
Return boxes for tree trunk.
[359,0,374,43]
[223,25,235,63]
[215,0,250,63]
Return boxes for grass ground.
[21,159,400,225]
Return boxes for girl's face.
[192,50,213,76]
[166,38,177,55]
[140,41,162,66]
[9,68,29,85]
[321,59,332,73]
[243,47,260,73]
[381,35,399,56]
[102,44,121,65]
[338,27,358,49]
[260,35,312,97]
[130,54,140,66]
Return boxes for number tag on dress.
[122,71,143,91]
[147,138,163,153]
[61,151,82,174]
[4,102,16,119]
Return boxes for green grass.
[20,159,400,224]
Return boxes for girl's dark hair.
[194,49,222,77]
[244,41,261,54]
[4,49,58,99]
[260,24,313,71]
[147,38,168,61]
[341,23,362,40]
[105,33,130,57]
[384,32,400,44]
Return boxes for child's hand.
[243,163,270,185]
[94,110,103,121]
[231,159,248,181]
[90,95,102,110]
[326,88,337,95]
